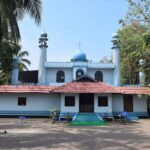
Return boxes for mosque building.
[0,33,149,118]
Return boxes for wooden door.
[123,95,133,112]
[79,93,94,113]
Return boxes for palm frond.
[20,58,31,65]
[22,0,42,24]
[19,63,28,71]
[17,51,29,58]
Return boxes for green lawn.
[70,121,110,126]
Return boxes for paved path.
[0,118,150,150]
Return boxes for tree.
[13,50,31,71]
[0,64,7,85]
[0,40,30,83]
[0,0,41,84]
[119,0,150,26]
[99,56,113,64]
[0,39,20,75]
[0,0,42,43]
[118,22,149,85]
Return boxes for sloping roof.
[116,87,150,95]
[0,85,56,93]
[0,83,150,95]
[74,74,96,82]
[53,81,120,93]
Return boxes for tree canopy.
[119,0,150,26]
[0,0,42,84]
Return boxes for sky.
[18,0,128,70]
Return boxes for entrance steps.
[72,113,104,123]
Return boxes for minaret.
[139,59,145,86]
[11,58,19,85]
[38,32,48,85]
[111,32,120,86]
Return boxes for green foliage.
[0,0,42,84]
[119,22,150,85]
[0,65,7,85]
[0,40,31,84]
[0,40,19,74]
[0,0,42,43]
[13,50,31,71]
[65,112,72,122]
[119,0,150,26]
[49,108,59,124]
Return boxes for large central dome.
[72,51,87,62]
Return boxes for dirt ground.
[0,118,150,150]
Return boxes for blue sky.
[19,0,128,69]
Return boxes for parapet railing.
[45,62,115,69]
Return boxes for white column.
[38,33,48,85]
[112,47,120,86]
[111,33,120,86]
[11,59,19,85]
[139,59,145,86]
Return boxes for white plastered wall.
[61,93,79,113]
[133,95,147,112]
[45,68,73,84]
[112,94,147,113]
[87,68,114,85]
[112,94,123,112]
[94,93,112,113]
[0,93,60,111]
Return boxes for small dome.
[72,51,87,62]
[139,59,144,65]
[112,32,120,39]
[41,32,47,38]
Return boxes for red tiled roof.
[0,85,56,93]
[0,83,150,95]
[115,86,150,95]
[53,81,120,93]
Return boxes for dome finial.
[78,42,81,51]
[72,42,87,62]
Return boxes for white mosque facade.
[0,33,149,117]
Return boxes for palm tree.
[13,50,31,71]
[0,39,20,74]
[0,0,42,43]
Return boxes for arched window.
[56,71,65,82]
[95,71,103,82]
[76,69,84,79]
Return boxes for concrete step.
[73,113,104,122]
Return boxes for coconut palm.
[0,0,42,43]
[0,39,20,74]
[13,50,31,71]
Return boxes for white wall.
[45,68,73,84]
[87,68,114,85]
[112,94,123,112]
[112,94,147,113]
[94,94,112,113]
[45,67,114,85]
[61,93,79,113]
[133,95,147,112]
[0,93,60,111]
[73,67,87,80]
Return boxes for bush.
[49,107,59,124]
[66,112,72,122]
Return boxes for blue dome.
[72,51,87,62]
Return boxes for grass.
[70,121,109,126]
